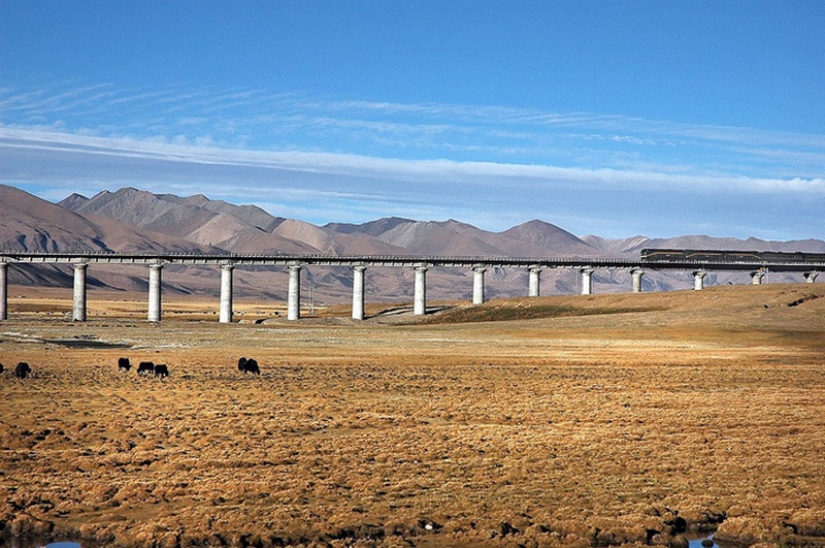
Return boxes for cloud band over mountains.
[1,82,823,239]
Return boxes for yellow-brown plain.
[1,284,824,547]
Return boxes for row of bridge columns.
[0,261,821,323]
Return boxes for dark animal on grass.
[245,358,260,375]
[665,515,687,536]
[0,363,4,374]
[15,362,32,379]
[154,364,169,378]
[238,357,260,375]
[118,357,131,371]
[137,361,155,375]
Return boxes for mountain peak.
[58,192,90,210]
[324,217,414,236]
[183,194,210,207]
[502,219,591,247]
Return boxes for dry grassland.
[1,284,824,548]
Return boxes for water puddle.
[689,534,718,548]
[2,542,82,548]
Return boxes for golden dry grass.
[1,284,824,547]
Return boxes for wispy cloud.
[3,82,823,171]
[2,125,822,193]
[1,81,823,239]
[0,128,825,206]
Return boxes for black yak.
[118,357,131,371]
[137,361,155,375]
[154,364,169,378]
[238,357,260,375]
[14,362,31,379]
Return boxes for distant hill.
[0,185,227,291]
[0,183,820,302]
[0,185,222,255]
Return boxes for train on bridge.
[640,249,825,264]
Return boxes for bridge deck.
[0,252,823,271]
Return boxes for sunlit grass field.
[1,284,824,547]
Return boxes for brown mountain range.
[1,184,821,303]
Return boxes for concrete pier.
[288,265,302,321]
[805,271,820,283]
[352,265,366,320]
[472,266,486,305]
[414,266,428,315]
[528,267,542,297]
[580,267,594,295]
[0,261,7,321]
[219,264,234,323]
[72,263,88,322]
[751,270,765,285]
[693,270,707,290]
[148,264,163,322]
[631,268,644,293]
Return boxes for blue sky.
[1,1,823,240]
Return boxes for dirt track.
[1,284,824,547]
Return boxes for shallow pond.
[2,541,82,548]
[689,534,719,548]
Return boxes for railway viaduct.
[0,252,822,322]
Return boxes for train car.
[639,249,741,262]
[640,249,825,263]
[759,251,822,263]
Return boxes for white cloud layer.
[1,83,824,240]
[3,126,822,192]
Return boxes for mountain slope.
[497,220,602,256]
[59,187,284,245]
[377,220,506,256]
[1,184,114,253]
[0,185,221,255]
[325,217,414,236]
[582,234,650,254]
[1,184,227,291]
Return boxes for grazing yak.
[154,364,169,378]
[118,357,132,371]
[0,363,4,374]
[15,362,32,379]
[137,361,155,375]
[237,357,260,375]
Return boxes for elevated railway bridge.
[0,250,822,322]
